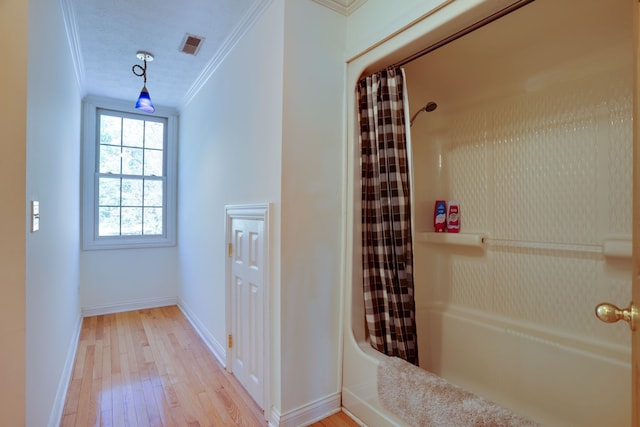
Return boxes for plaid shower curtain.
[357,67,419,365]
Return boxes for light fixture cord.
[132,58,147,84]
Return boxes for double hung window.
[82,98,177,249]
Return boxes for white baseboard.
[48,313,83,427]
[274,392,341,427]
[269,409,281,427]
[177,298,226,367]
[341,407,368,427]
[81,296,179,317]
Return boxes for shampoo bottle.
[434,200,447,232]
[447,201,460,233]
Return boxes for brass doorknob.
[595,302,638,331]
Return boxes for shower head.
[410,101,438,127]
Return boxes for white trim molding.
[312,0,367,16]
[180,0,273,109]
[59,0,85,95]
[177,298,227,367]
[48,314,83,427]
[273,392,342,427]
[80,96,179,251]
[81,296,178,317]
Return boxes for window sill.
[83,236,176,251]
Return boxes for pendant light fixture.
[131,51,155,113]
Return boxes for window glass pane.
[143,208,163,235]
[89,107,172,248]
[99,177,121,206]
[122,147,143,175]
[121,179,143,206]
[99,207,120,236]
[144,180,163,207]
[123,118,144,148]
[121,207,143,235]
[145,121,164,149]
[144,149,163,176]
[100,115,121,145]
[99,145,121,174]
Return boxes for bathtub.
[342,292,631,427]
[342,213,630,426]
[341,269,411,427]
[342,342,408,427]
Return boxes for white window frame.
[82,96,178,250]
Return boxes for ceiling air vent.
[179,33,205,56]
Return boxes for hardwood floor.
[308,412,361,427]
[61,306,359,427]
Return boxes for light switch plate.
[31,200,39,232]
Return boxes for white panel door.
[229,215,265,409]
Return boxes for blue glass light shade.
[135,86,155,113]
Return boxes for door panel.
[230,216,265,409]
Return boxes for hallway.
[60,306,265,426]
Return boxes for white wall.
[0,0,27,424]
[345,0,520,74]
[80,247,179,311]
[346,0,454,58]
[279,0,346,415]
[177,0,285,413]
[25,0,83,425]
[178,0,347,421]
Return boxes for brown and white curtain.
[357,67,419,365]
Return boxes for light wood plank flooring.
[308,411,361,427]
[61,306,358,427]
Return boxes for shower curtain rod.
[392,0,536,68]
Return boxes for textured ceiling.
[63,0,364,112]
[66,0,264,110]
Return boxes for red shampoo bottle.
[447,201,460,233]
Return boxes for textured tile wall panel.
[415,66,632,348]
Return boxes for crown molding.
[59,0,86,95]
[180,0,273,110]
[312,0,367,16]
